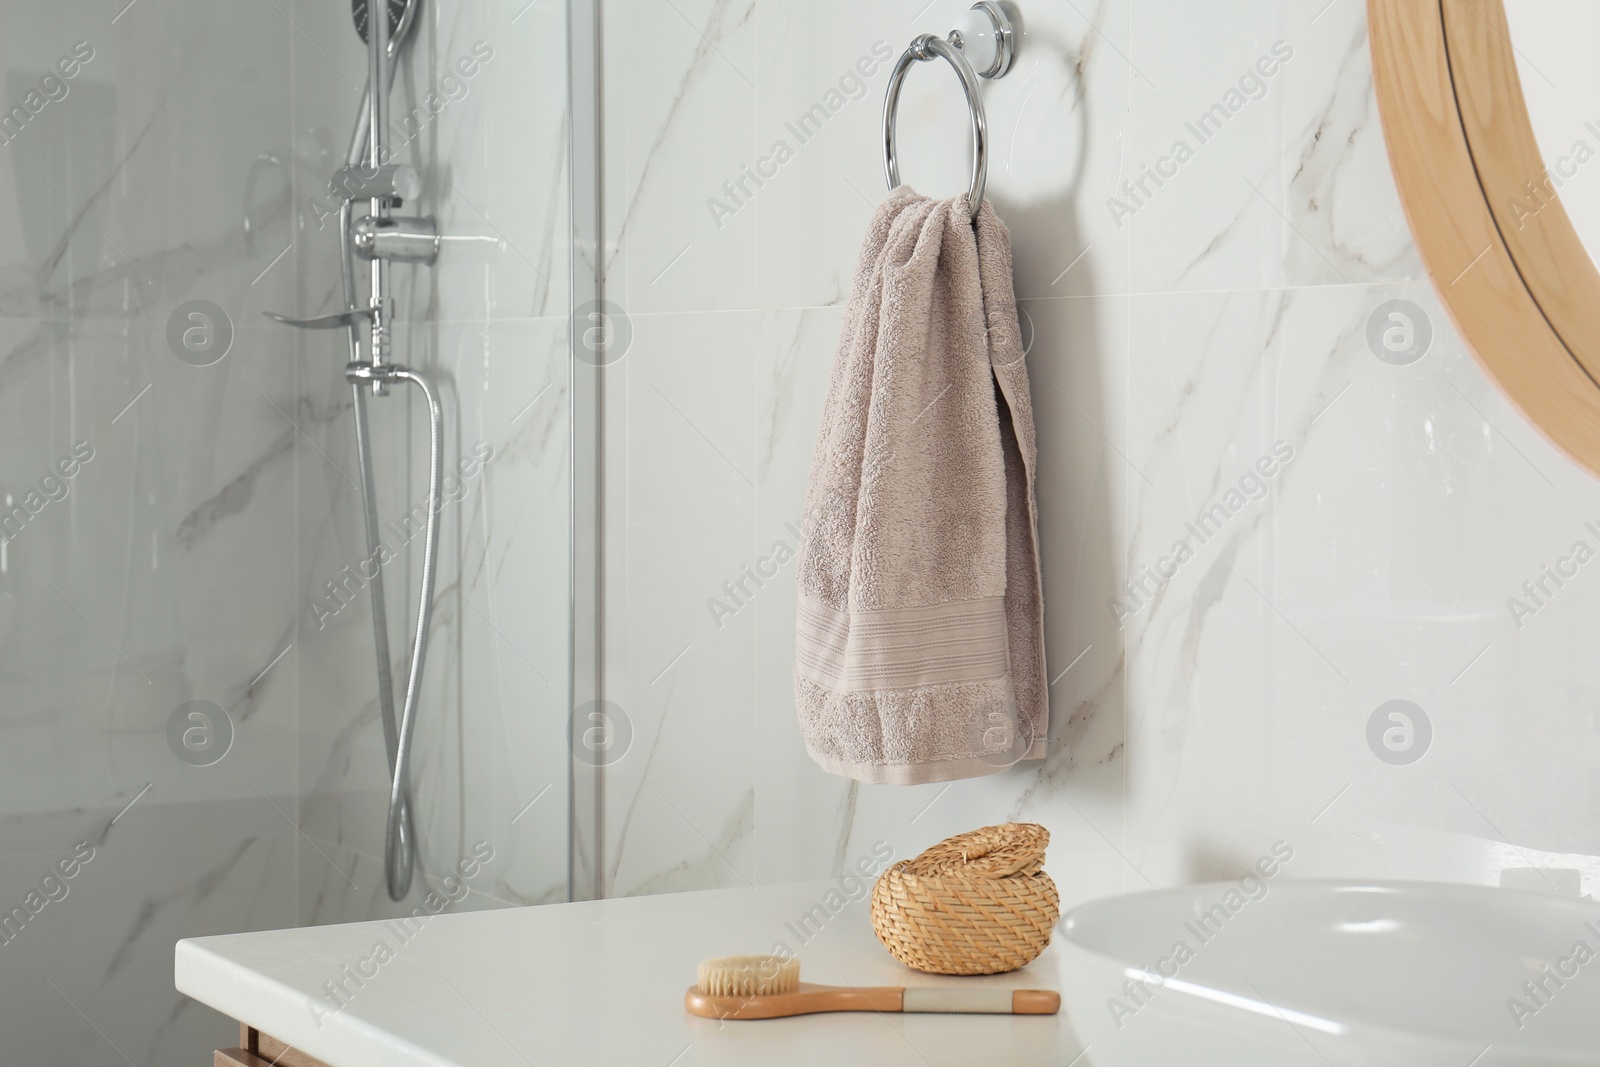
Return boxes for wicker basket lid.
[900,822,1049,879]
[870,822,1059,976]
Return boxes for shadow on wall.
[988,18,1123,800]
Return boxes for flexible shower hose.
[338,194,443,902]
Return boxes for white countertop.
[176,881,1084,1067]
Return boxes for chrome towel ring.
[883,2,1018,219]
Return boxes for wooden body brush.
[686,955,1060,1020]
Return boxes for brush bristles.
[696,955,801,997]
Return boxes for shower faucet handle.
[353,215,440,265]
[262,306,375,330]
[329,163,422,204]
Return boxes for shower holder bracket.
[330,163,422,204]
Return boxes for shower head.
[352,0,419,57]
[341,0,419,166]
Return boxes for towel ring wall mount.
[883,2,1018,218]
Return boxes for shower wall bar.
[265,0,448,902]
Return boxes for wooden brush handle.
[687,983,900,1020]
[686,983,1061,1019]
[1009,989,1062,1014]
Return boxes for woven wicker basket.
[870,823,1059,976]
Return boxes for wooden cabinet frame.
[214,1024,333,1067]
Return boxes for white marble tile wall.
[597,0,1600,931]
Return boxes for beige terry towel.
[793,187,1046,785]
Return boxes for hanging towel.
[793,187,1046,785]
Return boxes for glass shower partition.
[0,0,576,1062]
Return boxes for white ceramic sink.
[1057,880,1600,1066]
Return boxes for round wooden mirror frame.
[1370,0,1600,476]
